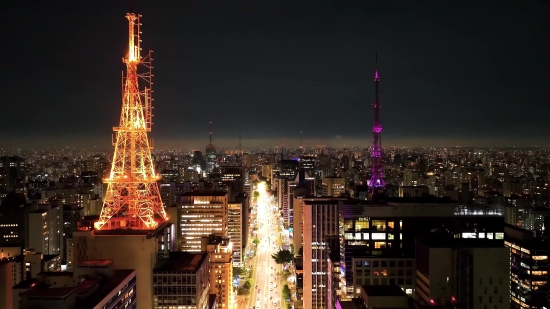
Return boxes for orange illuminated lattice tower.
[97,13,167,230]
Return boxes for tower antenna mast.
[209,121,213,145]
[300,131,303,154]
[239,129,242,156]
[369,46,386,194]
[97,13,166,230]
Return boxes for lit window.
[371,233,386,240]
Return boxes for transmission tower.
[96,13,167,230]
[369,51,386,194]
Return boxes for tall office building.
[202,235,233,309]
[504,223,549,308]
[220,166,244,196]
[228,202,242,266]
[177,191,229,252]
[28,205,61,256]
[153,252,210,309]
[205,122,217,174]
[343,200,505,298]
[0,156,25,193]
[72,223,174,309]
[302,200,343,309]
[415,237,509,308]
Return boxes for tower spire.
[97,13,167,230]
[209,121,213,145]
[369,47,386,194]
[239,128,242,156]
[300,131,303,154]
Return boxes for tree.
[282,284,291,300]
[243,280,253,290]
[297,246,303,256]
[271,249,294,264]
[233,267,246,280]
[253,238,260,245]
[253,191,260,198]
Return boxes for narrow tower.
[205,121,217,173]
[369,52,386,194]
[97,13,167,230]
[300,131,303,155]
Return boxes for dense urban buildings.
[2,3,549,309]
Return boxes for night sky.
[1,0,549,149]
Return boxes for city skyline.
[1,0,549,149]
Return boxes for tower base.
[72,228,165,309]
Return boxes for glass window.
[345,233,353,240]
[374,241,386,249]
[387,221,395,229]
[355,233,362,240]
[372,220,386,231]
[398,261,404,267]
[344,220,353,230]
[381,261,387,267]
[462,232,477,238]
[363,233,370,240]
[479,232,485,238]
[364,260,370,267]
[406,261,412,267]
[389,261,395,267]
[355,261,362,267]
[373,261,379,267]
[355,220,369,231]
[486,233,494,239]
[388,233,395,240]
[495,233,504,239]
[371,233,386,240]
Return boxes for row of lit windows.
[0,224,18,227]
[344,219,402,231]
[459,232,504,239]
[344,232,402,241]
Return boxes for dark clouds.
[0,0,549,148]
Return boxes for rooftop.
[22,287,75,299]
[155,252,208,272]
[181,191,228,197]
[361,285,407,297]
[77,259,113,268]
[22,269,136,307]
[43,254,59,262]
[419,237,504,248]
[76,269,135,309]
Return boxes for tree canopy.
[233,267,247,280]
[271,249,294,264]
[282,284,291,299]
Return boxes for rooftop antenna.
[239,129,242,156]
[300,131,303,153]
[209,121,213,145]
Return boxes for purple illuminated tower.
[369,56,386,194]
